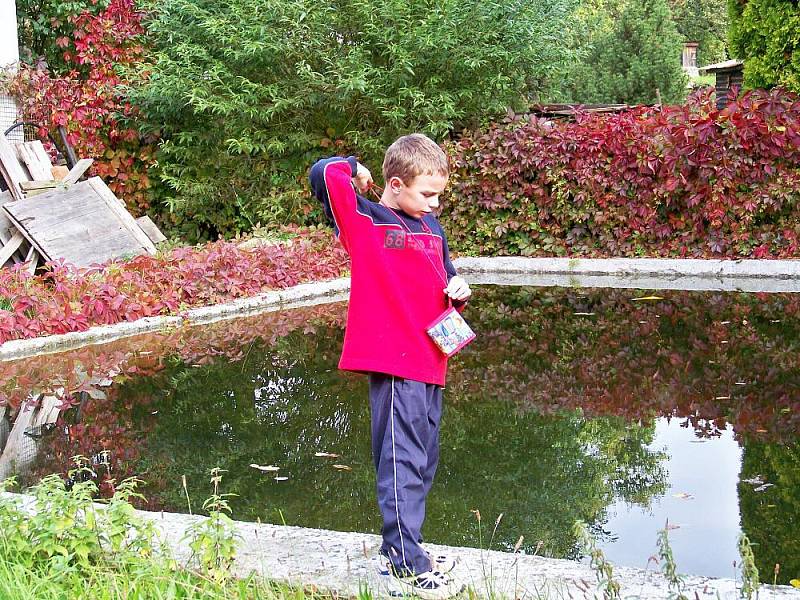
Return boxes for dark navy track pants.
[369,373,442,575]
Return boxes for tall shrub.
[728,0,800,92]
[556,0,687,105]
[668,0,729,67]
[130,0,578,242]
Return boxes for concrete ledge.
[454,257,800,292]
[3,493,798,599]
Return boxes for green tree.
[130,0,578,241]
[728,0,800,92]
[556,0,688,104]
[668,0,729,66]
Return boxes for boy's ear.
[388,176,404,194]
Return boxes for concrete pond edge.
[1,491,798,599]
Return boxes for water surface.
[5,286,798,583]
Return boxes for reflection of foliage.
[25,303,348,488]
[738,439,800,585]
[115,324,666,558]
[450,286,800,443]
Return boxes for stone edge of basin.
[1,492,798,600]
[454,256,800,279]
[3,257,800,362]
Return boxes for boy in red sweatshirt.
[310,134,471,599]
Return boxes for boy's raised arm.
[309,156,363,244]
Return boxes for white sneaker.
[375,550,458,576]
[387,569,465,600]
[426,552,459,574]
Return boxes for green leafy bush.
[554,0,688,105]
[728,0,800,92]
[130,0,578,241]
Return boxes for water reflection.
[2,286,798,583]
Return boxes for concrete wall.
[0,0,20,69]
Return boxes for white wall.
[0,0,21,141]
[0,0,20,70]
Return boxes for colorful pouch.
[426,306,476,357]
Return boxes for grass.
[0,559,323,600]
[0,464,354,600]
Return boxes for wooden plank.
[136,215,167,244]
[62,158,94,185]
[24,246,38,274]
[51,165,69,181]
[0,191,27,265]
[27,141,53,172]
[0,233,23,265]
[15,142,52,181]
[0,134,29,202]
[20,180,59,191]
[88,177,157,254]
[3,179,157,268]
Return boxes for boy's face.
[388,173,448,219]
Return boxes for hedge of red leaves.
[9,0,156,213]
[0,227,349,345]
[442,88,800,258]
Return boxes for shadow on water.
[2,285,799,583]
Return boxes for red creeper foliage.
[9,0,156,213]
[443,88,800,259]
[0,227,350,345]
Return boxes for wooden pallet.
[0,132,163,271]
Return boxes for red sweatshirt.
[309,156,463,386]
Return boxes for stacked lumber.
[0,132,164,271]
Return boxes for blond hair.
[382,134,449,184]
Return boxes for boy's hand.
[444,276,471,302]
[352,162,373,194]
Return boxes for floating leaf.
[250,463,280,473]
